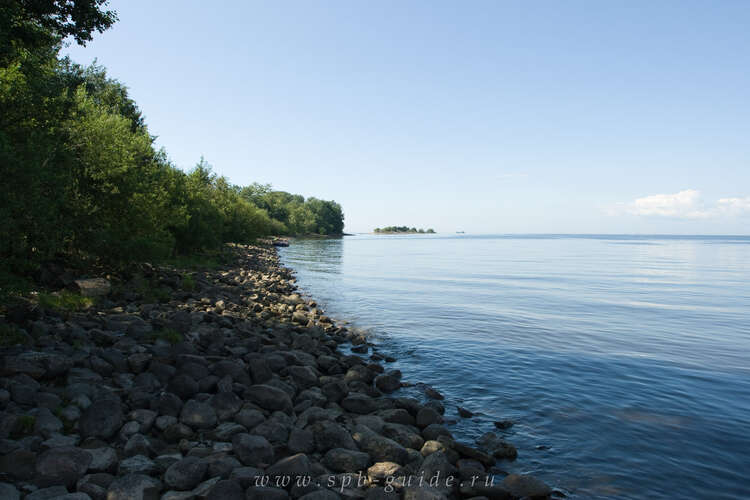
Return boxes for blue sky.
[64,0,750,234]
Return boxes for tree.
[1,0,117,59]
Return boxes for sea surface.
[278,234,750,499]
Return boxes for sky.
[63,0,750,234]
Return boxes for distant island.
[374,226,435,234]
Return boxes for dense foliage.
[374,226,435,234]
[0,0,344,271]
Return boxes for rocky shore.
[0,243,555,500]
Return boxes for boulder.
[205,479,244,500]
[73,278,111,297]
[35,446,92,487]
[351,425,409,464]
[374,372,401,393]
[323,448,371,472]
[107,474,162,500]
[165,456,208,491]
[501,473,551,498]
[309,420,358,452]
[245,385,293,413]
[232,433,274,467]
[266,453,313,483]
[79,398,123,439]
[179,399,217,429]
[0,483,20,500]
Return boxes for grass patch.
[162,249,232,270]
[181,273,196,291]
[125,274,172,303]
[38,290,94,312]
[149,327,183,345]
[0,323,30,347]
[11,415,36,438]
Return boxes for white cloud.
[716,196,750,216]
[609,190,750,219]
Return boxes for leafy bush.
[38,291,94,311]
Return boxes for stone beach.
[0,243,555,500]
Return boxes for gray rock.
[179,400,217,429]
[0,448,36,480]
[25,485,69,500]
[321,381,348,403]
[79,398,123,439]
[288,427,315,454]
[245,486,289,500]
[77,472,114,500]
[157,393,184,417]
[51,494,92,500]
[418,451,458,495]
[266,453,313,482]
[161,477,221,500]
[205,479,244,500]
[341,394,379,414]
[416,408,443,429]
[501,473,551,498]
[59,405,82,422]
[164,456,208,491]
[421,424,452,441]
[10,379,37,405]
[106,474,162,500]
[0,483,20,500]
[477,432,517,460]
[73,278,111,297]
[247,357,273,384]
[124,433,153,457]
[381,423,424,450]
[244,385,293,414]
[351,425,409,464]
[378,409,414,426]
[208,422,247,441]
[423,387,444,400]
[163,423,194,442]
[402,486,448,499]
[234,409,265,429]
[309,420,357,452]
[252,418,290,445]
[205,454,240,479]
[35,446,92,487]
[228,466,263,488]
[210,392,242,421]
[118,454,159,475]
[374,373,401,393]
[231,433,273,467]
[298,491,341,500]
[167,375,199,400]
[288,366,318,389]
[323,448,371,472]
[450,441,495,467]
[130,409,158,433]
[155,415,178,431]
[364,487,399,500]
[41,433,79,449]
[128,353,153,374]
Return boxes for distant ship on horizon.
[456,231,465,234]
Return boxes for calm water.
[279,234,750,499]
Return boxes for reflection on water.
[280,234,750,499]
